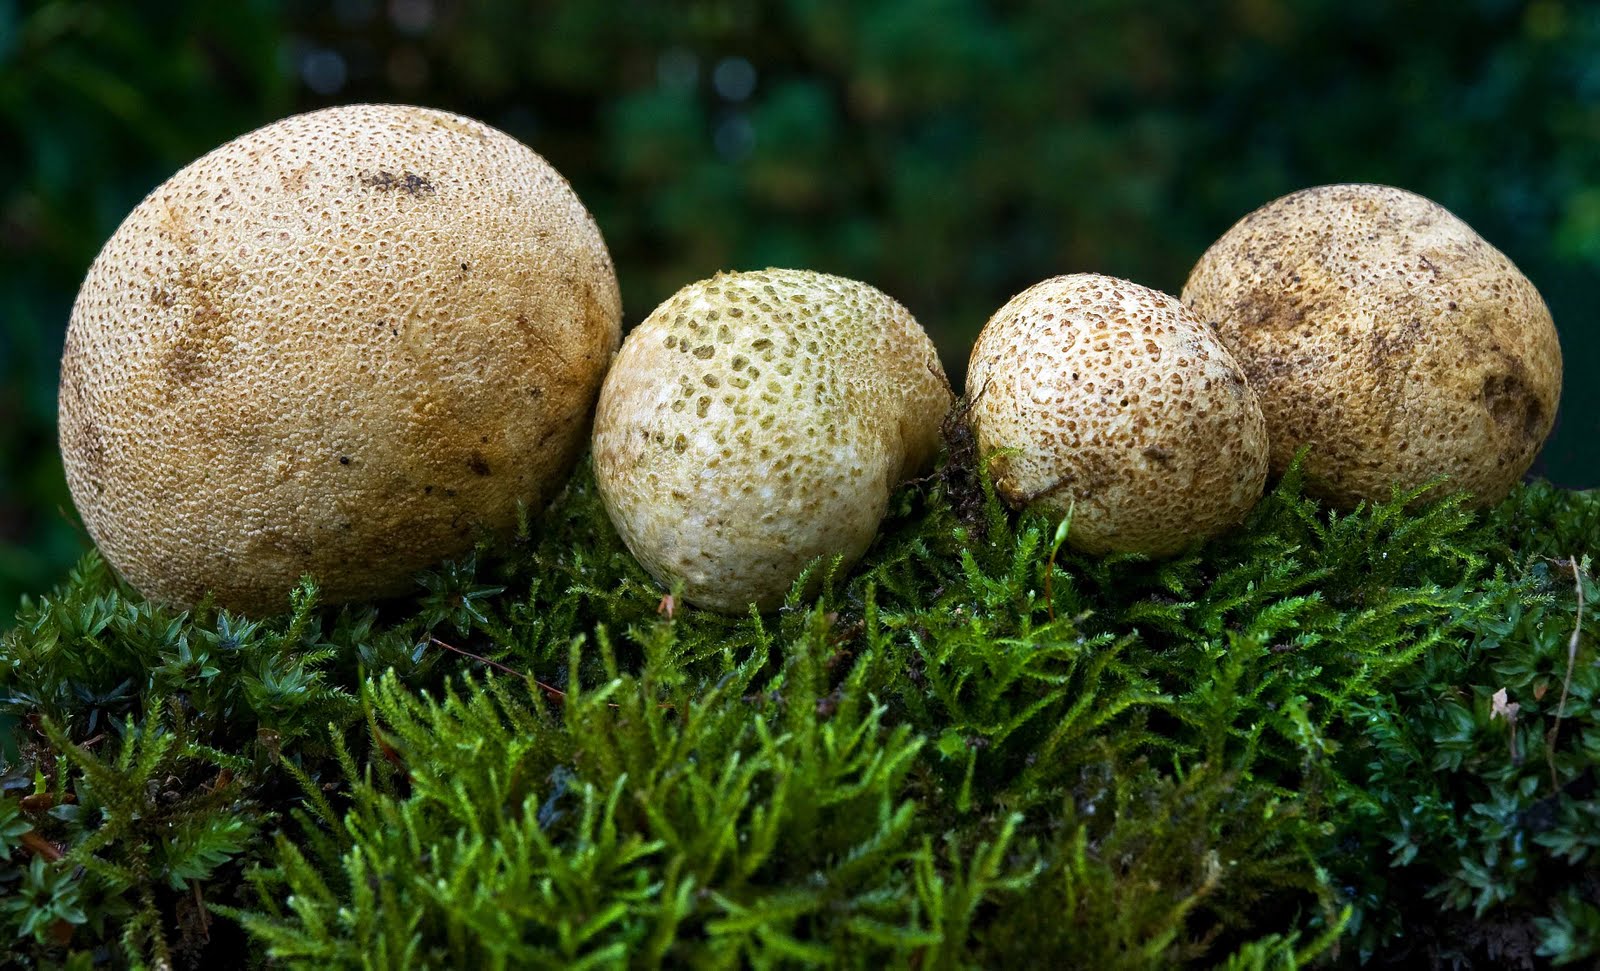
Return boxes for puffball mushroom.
[58,104,621,614]
[592,269,953,613]
[966,274,1269,556]
[1182,184,1562,507]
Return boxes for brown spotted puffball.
[966,274,1269,556]
[592,269,953,613]
[58,104,621,614]
[1182,184,1562,507]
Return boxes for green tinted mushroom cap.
[592,269,953,613]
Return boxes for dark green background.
[2,0,1595,615]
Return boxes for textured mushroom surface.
[1182,183,1562,507]
[967,273,1268,556]
[593,269,952,613]
[59,104,621,613]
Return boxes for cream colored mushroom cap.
[967,273,1268,556]
[59,104,621,614]
[592,269,952,613]
[1182,183,1562,507]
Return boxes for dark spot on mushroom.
[579,279,612,343]
[339,455,351,465]
[467,452,491,476]
[511,310,574,368]
[162,263,236,387]
[361,170,435,195]
[1142,445,1173,465]
[70,406,108,486]
[1482,372,1544,446]
[1225,276,1333,334]
[1365,318,1424,372]
[279,163,312,192]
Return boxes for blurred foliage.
[2,0,1597,612]
[0,0,291,614]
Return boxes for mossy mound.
[1,453,1596,969]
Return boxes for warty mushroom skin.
[592,269,952,613]
[967,273,1269,556]
[1182,183,1562,507]
[59,104,622,613]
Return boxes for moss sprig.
[2,458,1596,968]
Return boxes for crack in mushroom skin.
[966,273,1270,558]
[58,105,622,613]
[1182,184,1562,508]
[591,269,953,614]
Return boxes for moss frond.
[2,457,1596,967]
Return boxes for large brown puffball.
[1182,184,1562,507]
[592,269,953,613]
[967,273,1268,556]
[59,104,621,614]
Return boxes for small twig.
[427,637,674,710]
[1546,555,1587,793]
[1045,508,1073,623]
[191,880,210,940]
[428,637,565,701]
[1045,546,1058,623]
[19,831,63,862]
[55,504,91,542]
[372,727,407,774]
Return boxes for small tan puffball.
[59,104,621,614]
[592,269,953,613]
[1182,184,1562,507]
[966,273,1268,556]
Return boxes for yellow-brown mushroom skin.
[1182,184,1562,507]
[592,270,952,613]
[967,274,1268,557]
[59,104,622,614]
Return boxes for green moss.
[1,456,1595,969]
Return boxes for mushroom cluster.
[961,185,1562,559]
[60,108,1564,617]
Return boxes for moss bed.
[1,451,1596,969]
